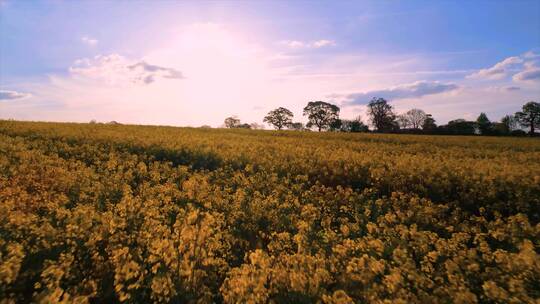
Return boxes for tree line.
[224,98,540,136]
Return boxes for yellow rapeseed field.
[0,120,539,303]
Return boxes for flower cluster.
[0,120,538,303]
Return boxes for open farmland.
[0,120,539,303]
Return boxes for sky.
[1,0,539,127]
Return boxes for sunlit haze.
[1,0,539,127]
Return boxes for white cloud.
[0,90,31,100]
[1,24,301,126]
[338,80,460,105]
[485,85,521,92]
[389,84,539,124]
[81,36,98,46]
[313,39,336,48]
[467,56,523,80]
[280,39,336,49]
[466,50,540,83]
[69,54,183,85]
[4,20,538,127]
[523,51,540,59]
[128,61,184,84]
[512,61,540,82]
[281,40,305,48]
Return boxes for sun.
[141,23,275,125]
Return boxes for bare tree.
[403,108,427,129]
[397,115,411,129]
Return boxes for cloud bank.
[81,36,98,46]
[467,51,540,82]
[339,81,460,105]
[467,56,523,80]
[0,90,31,100]
[69,54,183,85]
[280,39,336,49]
[128,62,184,84]
[512,61,540,82]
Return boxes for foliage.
[440,119,477,135]
[303,101,340,132]
[264,107,294,130]
[422,114,437,131]
[236,123,252,129]
[511,129,528,137]
[329,119,343,132]
[224,117,251,129]
[224,116,240,128]
[0,120,539,303]
[366,98,397,132]
[340,117,369,133]
[250,122,265,130]
[288,122,306,131]
[476,113,493,135]
[501,115,517,134]
[515,101,540,135]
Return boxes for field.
[0,120,539,303]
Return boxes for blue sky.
[1,0,539,127]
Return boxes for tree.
[491,122,505,136]
[422,114,437,132]
[303,101,340,131]
[476,112,493,135]
[515,101,540,135]
[224,116,241,128]
[352,121,369,132]
[329,119,343,131]
[237,123,252,129]
[249,122,265,130]
[288,122,305,131]
[403,109,427,129]
[366,98,396,132]
[341,116,369,132]
[263,107,294,130]
[500,115,516,134]
[501,115,516,132]
[396,115,411,129]
[443,119,476,135]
